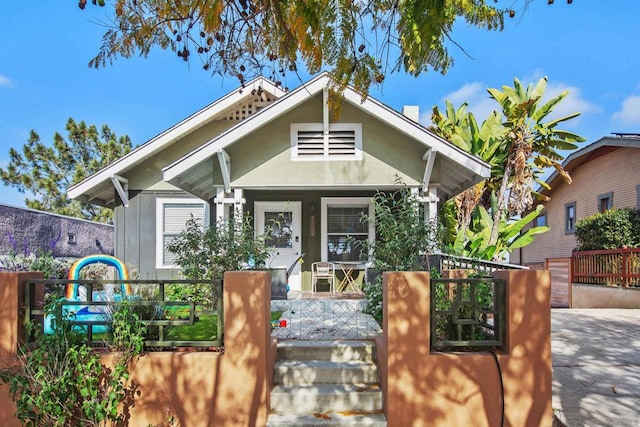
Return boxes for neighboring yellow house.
[67,73,491,289]
[511,134,640,307]
[512,134,640,268]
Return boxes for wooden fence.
[572,248,640,287]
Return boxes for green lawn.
[88,310,283,344]
[163,310,283,341]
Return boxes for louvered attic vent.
[291,123,362,160]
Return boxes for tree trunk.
[488,161,512,253]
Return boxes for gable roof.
[67,76,286,206]
[69,72,491,205]
[540,135,640,199]
[162,72,490,199]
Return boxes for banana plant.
[486,77,585,247]
[451,203,549,261]
[432,100,506,239]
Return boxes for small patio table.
[336,262,366,292]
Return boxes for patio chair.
[312,262,336,292]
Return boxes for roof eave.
[67,76,286,201]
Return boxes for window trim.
[320,197,374,262]
[597,192,613,213]
[565,201,577,234]
[155,197,208,269]
[291,123,363,161]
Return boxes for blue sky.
[1,1,640,208]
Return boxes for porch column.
[233,188,245,218]
[214,188,246,221]
[416,186,439,222]
[214,187,226,222]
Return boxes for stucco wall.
[0,271,274,427]
[0,204,113,258]
[572,283,640,308]
[2,270,552,426]
[381,270,552,427]
[513,147,640,265]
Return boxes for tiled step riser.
[267,413,387,426]
[267,413,387,427]
[277,341,376,363]
[274,364,379,386]
[271,389,382,412]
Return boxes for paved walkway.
[552,309,640,426]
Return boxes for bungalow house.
[67,73,490,289]
[510,134,640,306]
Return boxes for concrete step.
[267,411,387,427]
[271,384,383,413]
[274,360,379,386]
[277,340,376,363]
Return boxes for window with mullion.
[326,206,368,262]
[565,201,576,234]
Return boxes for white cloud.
[612,95,640,125]
[421,78,599,131]
[543,82,600,123]
[445,82,484,106]
[0,74,11,87]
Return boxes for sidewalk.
[552,309,640,426]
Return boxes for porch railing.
[572,248,640,287]
[427,254,527,276]
[430,277,506,351]
[24,279,224,348]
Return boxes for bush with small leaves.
[0,299,145,426]
[575,208,640,251]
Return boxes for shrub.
[167,215,272,281]
[0,250,70,279]
[0,299,145,426]
[360,186,443,323]
[166,215,272,307]
[575,208,640,251]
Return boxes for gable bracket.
[422,148,437,192]
[110,175,129,208]
[217,149,231,193]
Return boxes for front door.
[255,201,302,291]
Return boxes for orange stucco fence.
[1,270,551,426]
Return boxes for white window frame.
[320,197,374,262]
[156,197,208,269]
[290,123,363,160]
